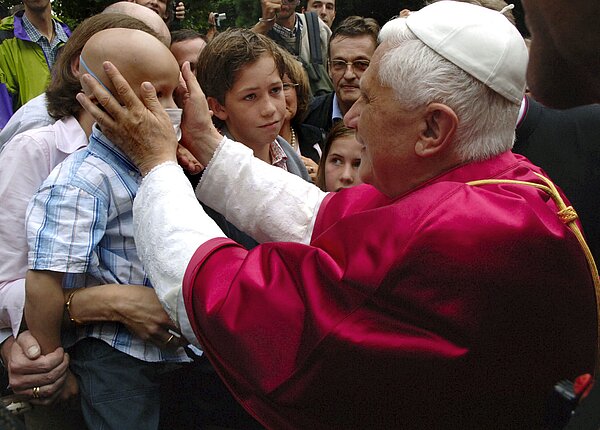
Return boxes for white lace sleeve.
[133,161,225,346]
[196,138,327,245]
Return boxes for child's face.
[214,55,286,151]
[126,50,180,109]
[324,135,363,192]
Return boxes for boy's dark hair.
[170,28,207,45]
[46,14,157,120]
[329,15,380,51]
[196,28,286,105]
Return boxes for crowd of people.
[0,0,599,429]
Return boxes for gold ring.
[165,334,175,346]
[32,386,41,399]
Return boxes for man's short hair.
[46,14,157,120]
[329,15,380,48]
[170,28,207,45]
[196,28,285,105]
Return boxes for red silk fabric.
[183,151,596,429]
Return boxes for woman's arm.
[63,284,181,347]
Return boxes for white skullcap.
[405,1,528,104]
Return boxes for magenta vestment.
[182,151,596,429]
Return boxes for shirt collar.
[270,139,288,169]
[332,93,344,121]
[55,116,88,154]
[21,13,69,44]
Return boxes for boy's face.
[212,55,285,150]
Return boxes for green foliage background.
[2,1,527,36]
[3,0,421,33]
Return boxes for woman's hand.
[110,285,186,349]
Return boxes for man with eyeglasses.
[252,0,333,96]
[305,0,336,27]
[304,15,379,135]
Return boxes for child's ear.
[207,97,227,121]
[71,55,80,77]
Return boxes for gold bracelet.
[65,289,83,325]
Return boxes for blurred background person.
[279,49,323,182]
[170,29,207,73]
[305,0,335,28]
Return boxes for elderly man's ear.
[415,103,458,157]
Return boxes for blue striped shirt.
[27,125,189,363]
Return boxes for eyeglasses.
[283,82,299,92]
[330,59,371,74]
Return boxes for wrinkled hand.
[175,2,185,20]
[178,62,224,167]
[6,331,69,405]
[76,62,178,176]
[116,285,186,349]
[302,156,319,182]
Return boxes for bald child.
[24,28,188,430]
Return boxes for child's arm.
[24,270,65,355]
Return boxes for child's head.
[316,122,363,192]
[80,28,180,110]
[196,28,287,154]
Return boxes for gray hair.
[377,18,518,162]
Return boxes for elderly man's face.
[344,43,425,198]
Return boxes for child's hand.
[56,370,79,406]
[177,144,204,175]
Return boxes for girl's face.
[324,134,363,192]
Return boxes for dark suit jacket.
[303,92,335,134]
[297,123,324,163]
[513,95,600,262]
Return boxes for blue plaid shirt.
[21,13,69,68]
[27,125,189,363]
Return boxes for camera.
[213,12,227,27]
